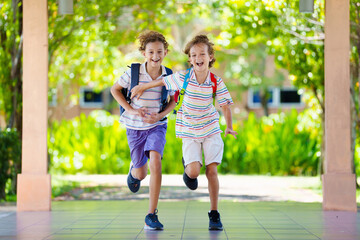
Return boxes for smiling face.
[188,43,213,73]
[142,41,167,69]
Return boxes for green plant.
[0,128,21,201]
[48,110,130,174]
[220,110,320,175]
[48,109,321,176]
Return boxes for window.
[280,89,301,105]
[80,87,104,108]
[248,87,278,108]
[248,87,303,108]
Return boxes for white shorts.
[182,133,224,167]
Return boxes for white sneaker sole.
[144,224,163,230]
[209,226,223,231]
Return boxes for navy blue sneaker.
[144,209,163,230]
[208,210,223,231]
[182,157,198,190]
[127,164,140,193]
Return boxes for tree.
[215,0,325,169]
[47,0,181,118]
[211,1,291,115]
[0,0,23,134]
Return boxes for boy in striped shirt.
[111,31,176,230]
[131,35,238,230]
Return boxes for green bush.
[219,110,320,175]
[48,109,322,176]
[0,128,21,201]
[48,110,130,174]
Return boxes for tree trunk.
[260,88,270,116]
[0,182,6,201]
[8,0,23,196]
[318,112,325,176]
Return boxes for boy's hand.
[224,128,238,138]
[142,112,162,124]
[131,85,146,100]
[128,107,147,117]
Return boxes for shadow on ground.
[53,185,267,202]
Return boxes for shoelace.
[149,209,159,222]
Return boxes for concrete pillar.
[322,0,356,211]
[17,0,51,211]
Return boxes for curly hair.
[184,35,216,68]
[138,31,169,52]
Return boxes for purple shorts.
[126,124,167,168]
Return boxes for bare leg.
[185,161,201,179]
[131,162,148,181]
[206,163,219,210]
[148,150,162,214]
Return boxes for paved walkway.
[1,175,359,240]
[1,200,360,240]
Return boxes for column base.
[17,174,51,211]
[322,173,357,212]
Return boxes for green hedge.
[48,111,129,174]
[219,110,320,175]
[48,109,322,176]
[0,128,21,201]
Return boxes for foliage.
[220,0,325,97]
[48,110,129,174]
[47,0,181,111]
[0,128,21,201]
[0,0,23,131]
[48,110,321,176]
[220,110,320,175]
[216,0,325,113]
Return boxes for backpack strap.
[129,63,141,95]
[119,63,140,115]
[173,70,217,114]
[173,68,191,113]
[159,67,173,116]
[165,67,173,76]
[210,72,217,105]
[160,67,172,106]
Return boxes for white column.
[322,0,356,211]
[17,0,51,211]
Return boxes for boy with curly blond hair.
[111,31,175,230]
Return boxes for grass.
[52,175,81,198]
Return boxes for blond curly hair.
[138,31,169,52]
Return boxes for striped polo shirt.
[162,68,233,139]
[117,63,174,130]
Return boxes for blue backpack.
[120,63,173,120]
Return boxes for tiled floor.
[0,200,359,240]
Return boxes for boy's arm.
[142,95,176,124]
[131,79,165,100]
[221,104,238,138]
[110,82,147,117]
